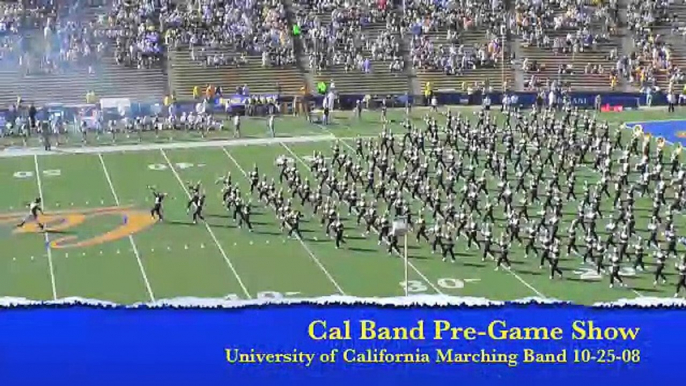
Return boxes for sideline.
[0,135,337,158]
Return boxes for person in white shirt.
[501,94,509,112]
[268,115,275,137]
[233,115,241,138]
[483,95,492,110]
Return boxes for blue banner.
[0,301,684,385]
[0,91,670,120]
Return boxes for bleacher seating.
[515,0,623,92]
[627,2,686,92]
[9,0,686,104]
[0,56,167,105]
[0,3,168,105]
[414,30,513,92]
[167,49,305,99]
[305,9,410,95]
[303,2,409,95]
[520,33,620,91]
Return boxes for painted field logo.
[676,131,686,138]
[0,206,156,249]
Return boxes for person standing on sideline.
[233,114,241,138]
[268,115,275,137]
[668,90,676,113]
[41,121,51,151]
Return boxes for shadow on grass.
[631,286,667,294]
[516,269,545,276]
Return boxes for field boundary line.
[279,142,443,295]
[0,135,338,158]
[34,154,58,300]
[98,153,156,302]
[160,148,252,299]
[221,146,347,296]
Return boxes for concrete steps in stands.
[301,8,410,95]
[413,29,513,92]
[167,49,304,100]
[0,56,167,105]
[520,45,617,91]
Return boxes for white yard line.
[220,146,347,296]
[278,142,443,295]
[33,154,58,300]
[334,136,549,299]
[160,148,252,299]
[97,153,156,302]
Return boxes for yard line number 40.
[14,170,61,178]
[148,162,205,171]
[224,291,303,301]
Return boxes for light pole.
[392,216,409,296]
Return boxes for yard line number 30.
[400,278,479,293]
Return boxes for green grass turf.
[0,106,684,304]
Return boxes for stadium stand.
[167,50,303,99]
[516,0,622,92]
[0,1,167,105]
[626,0,686,93]
[413,29,513,93]
[7,0,686,104]
[296,0,410,95]
[165,0,305,99]
[407,0,513,93]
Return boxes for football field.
[1,107,686,305]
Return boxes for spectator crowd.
[2,0,686,97]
